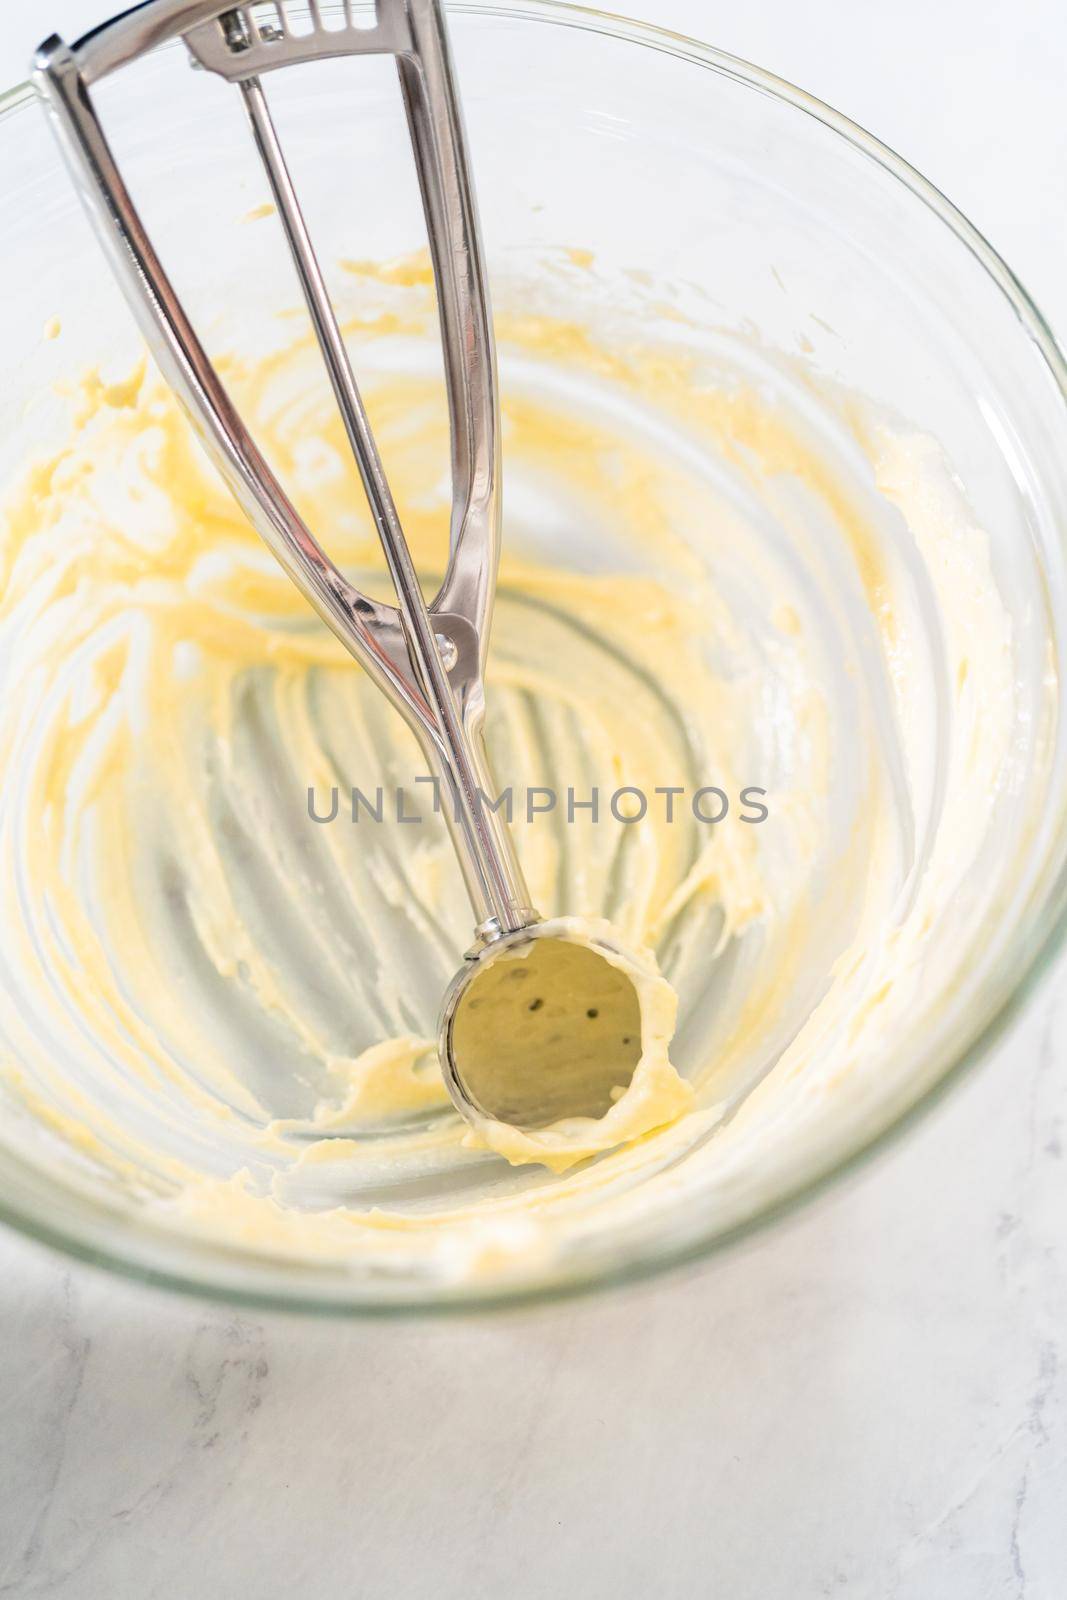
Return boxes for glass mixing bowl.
[3,0,1067,1314]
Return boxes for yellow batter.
[0,253,1018,1285]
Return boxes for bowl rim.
[3,0,1067,1318]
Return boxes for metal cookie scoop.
[34,0,648,1133]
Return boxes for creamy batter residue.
[0,254,1019,1286]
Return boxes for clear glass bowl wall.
[2,1,1067,1312]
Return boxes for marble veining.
[1,969,1065,1597]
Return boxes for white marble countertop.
[2,2,1067,1595]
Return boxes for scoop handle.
[34,0,540,942]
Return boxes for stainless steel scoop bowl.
[441,922,646,1129]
